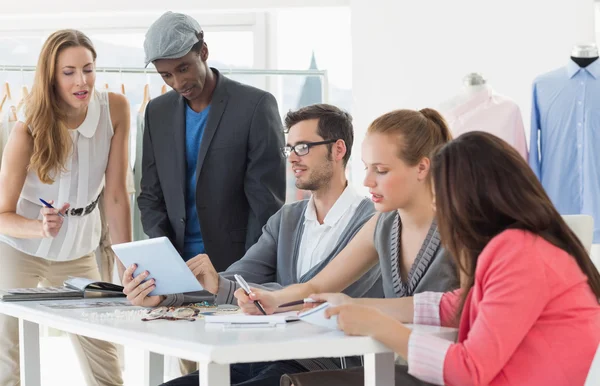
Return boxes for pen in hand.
[39,199,65,218]
[234,274,267,315]
[279,298,324,308]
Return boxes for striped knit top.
[374,210,458,298]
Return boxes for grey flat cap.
[144,11,202,67]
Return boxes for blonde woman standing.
[0,29,130,385]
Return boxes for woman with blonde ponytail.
[0,29,130,385]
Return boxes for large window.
[273,7,352,114]
[0,8,351,203]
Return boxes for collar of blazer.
[206,67,230,104]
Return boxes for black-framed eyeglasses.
[281,139,339,158]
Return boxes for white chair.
[585,344,600,386]
[562,215,594,255]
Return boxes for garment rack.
[0,65,330,102]
[0,65,327,77]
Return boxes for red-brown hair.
[432,131,600,317]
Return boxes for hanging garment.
[0,95,17,168]
[0,95,7,166]
[96,93,136,282]
[132,108,147,242]
[96,189,116,282]
[530,59,600,242]
[440,85,528,159]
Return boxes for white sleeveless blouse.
[0,90,113,261]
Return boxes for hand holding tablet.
[112,237,204,296]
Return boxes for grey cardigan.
[160,198,383,306]
[375,210,459,298]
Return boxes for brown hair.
[284,104,354,166]
[25,29,97,184]
[432,131,600,318]
[367,108,452,166]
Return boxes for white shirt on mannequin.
[439,84,528,159]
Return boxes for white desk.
[0,299,457,386]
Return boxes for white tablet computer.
[111,237,203,296]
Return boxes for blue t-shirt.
[182,104,211,261]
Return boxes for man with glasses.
[124,104,383,386]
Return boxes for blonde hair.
[25,29,97,184]
[367,108,452,166]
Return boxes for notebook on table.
[0,277,125,302]
[204,311,300,325]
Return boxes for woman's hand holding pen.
[40,200,70,238]
[235,287,279,315]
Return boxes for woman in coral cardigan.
[282,131,600,386]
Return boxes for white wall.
[349,0,596,190]
[0,0,348,15]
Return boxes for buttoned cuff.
[413,292,443,326]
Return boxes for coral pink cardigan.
[409,229,600,385]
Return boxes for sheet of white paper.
[204,311,299,325]
[298,302,339,330]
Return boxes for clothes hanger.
[3,82,12,101]
[2,82,17,122]
[16,65,29,114]
[0,67,8,113]
[17,83,29,113]
[139,84,150,113]
[0,94,7,113]
[119,69,126,95]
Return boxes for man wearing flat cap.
[135,12,285,299]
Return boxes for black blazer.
[138,69,286,271]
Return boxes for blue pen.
[39,199,65,218]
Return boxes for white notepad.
[204,311,300,325]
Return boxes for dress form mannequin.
[463,72,486,87]
[462,72,488,94]
[571,43,599,68]
[438,72,528,159]
[439,73,488,112]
